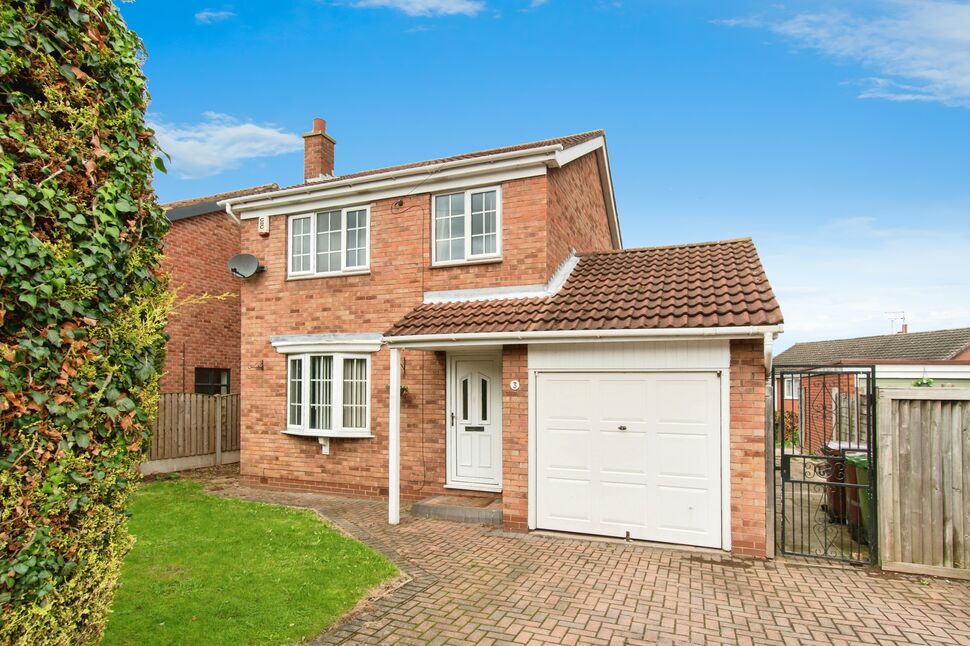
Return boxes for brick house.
[219,119,784,557]
[159,185,276,395]
[774,327,970,454]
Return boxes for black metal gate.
[772,365,877,563]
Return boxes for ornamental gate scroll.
[773,366,876,564]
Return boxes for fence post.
[215,395,223,466]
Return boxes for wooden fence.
[878,387,970,580]
[142,393,240,475]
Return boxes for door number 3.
[509,379,520,391]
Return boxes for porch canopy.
[382,238,784,524]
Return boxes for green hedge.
[0,1,168,643]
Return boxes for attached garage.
[385,238,783,557]
[528,341,732,549]
[535,371,722,547]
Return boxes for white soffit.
[270,332,383,354]
[220,138,612,221]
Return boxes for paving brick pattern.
[210,481,970,646]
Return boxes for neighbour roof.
[775,327,970,366]
[162,184,279,221]
[386,237,782,337]
[282,130,605,190]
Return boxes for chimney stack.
[303,118,335,181]
[899,323,909,334]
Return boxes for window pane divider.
[288,352,370,437]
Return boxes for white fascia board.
[423,252,579,304]
[597,142,622,249]
[227,163,549,220]
[270,332,383,354]
[385,325,785,349]
[551,136,604,167]
[874,364,970,380]
[220,146,565,218]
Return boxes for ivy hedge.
[0,1,169,643]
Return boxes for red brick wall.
[238,173,581,498]
[953,345,970,360]
[501,345,529,531]
[730,338,768,558]
[159,210,241,394]
[799,373,860,454]
[546,151,615,275]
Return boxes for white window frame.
[783,375,800,399]
[285,352,372,438]
[431,186,502,266]
[287,205,371,278]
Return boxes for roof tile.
[386,238,783,337]
[775,327,970,365]
[274,130,605,191]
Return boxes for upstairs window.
[289,206,370,277]
[432,187,501,265]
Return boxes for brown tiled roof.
[385,238,783,337]
[161,184,280,210]
[775,327,970,365]
[279,130,605,190]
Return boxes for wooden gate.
[878,387,970,580]
[143,393,240,474]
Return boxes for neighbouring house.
[773,326,970,453]
[218,119,784,557]
[775,326,970,386]
[159,185,277,395]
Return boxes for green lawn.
[103,479,397,645]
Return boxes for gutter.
[224,200,240,225]
[218,143,566,213]
[384,325,785,348]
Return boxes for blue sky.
[119,0,970,350]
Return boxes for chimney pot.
[303,117,335,181]
[899,323,909,334]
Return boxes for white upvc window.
[288,205,370,277]
[431,186,501,265]
[286,353,371,437]
[783,375,801,400]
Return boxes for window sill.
[431,257,502,270]
[282,429,374,439]
[286,269,371,282]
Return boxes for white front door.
[536,371,721,548]
[448,356,502,490]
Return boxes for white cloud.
[350,0,484,16]
[195,9,236,24]
[760,218,970,351]
[718,1,970,108]
[149,112,302,179]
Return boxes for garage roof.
[385,237,782,337]
[775,327,970,365]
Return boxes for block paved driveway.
[209,480,970,645]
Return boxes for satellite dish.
[228,253,264,279]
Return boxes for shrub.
[775,410,799,446]
[0,1,168,643]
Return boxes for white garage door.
[536,372,722,548]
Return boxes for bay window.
[289,205,370,277]
[432,187,501,265]
[286,353,371,437]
